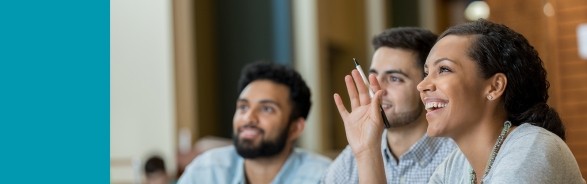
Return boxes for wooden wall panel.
[560,102,587,118]
[557,7,587,22]
[559,24,580,36]
[560,48,582,61]
[554,0,587,177]
[561,88,587,99]
[568,130,587,145]
[561,76,587,89]
[567,114,587,121]
[558,0,587,9]
[488,0,587,177]
[559,36,578,49]
[319,0,369,151]
[560,60,586,76]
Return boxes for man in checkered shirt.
[323,27,456,184]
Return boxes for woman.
[333,19,585,183]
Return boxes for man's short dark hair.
[372,27,438,69]
[237,62,312,121]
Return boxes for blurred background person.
[178,62,331,184]
[145,156,175,184]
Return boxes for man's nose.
[243,109,259,125]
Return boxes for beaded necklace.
[470,120,512,184]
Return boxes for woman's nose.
[417,76,434,93]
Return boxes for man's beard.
[233,123,290,159]
[387,103,424,128]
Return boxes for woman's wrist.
[354,146,386,183]
[354,146,382,161]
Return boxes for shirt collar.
[381,129,443,167]
[235,148,300,184]
[235,156,245,184]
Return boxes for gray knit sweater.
[429,123,585,184]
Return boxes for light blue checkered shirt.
[322,130,456,184]
[178,146,332,184]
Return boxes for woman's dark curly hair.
[237,62,312,121]
[439,19,565,140]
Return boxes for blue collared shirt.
[322,130,456,184]
[178,146,332,184]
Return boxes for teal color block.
[0,0,109,183]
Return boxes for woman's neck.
[453,115,508,182]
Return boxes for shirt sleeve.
[176,148,233,184]
[428,163,445,184]
[321,146,359,184]
[177,156,204,184]
[489,130,585,184]
[428,149,462,184]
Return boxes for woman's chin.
[426,126,445,137]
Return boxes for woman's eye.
[439,66,452,73]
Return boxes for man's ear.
[288,117,305,141]
[485,73,507,101]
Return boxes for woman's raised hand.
[333,69,385,157]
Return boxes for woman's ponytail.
[512,103,565,140]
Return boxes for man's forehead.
[237,98,280,105]
[238,80,291,104]
[370,61,419,74]
[371,54,419,70]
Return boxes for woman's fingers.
[333,93,349,120]
[371,90,384,122]
[369,74,382,92]
[351,70,371,106]
[344,75,359,109]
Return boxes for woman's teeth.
[425,102,447,110]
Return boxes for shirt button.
[400,176,405,184]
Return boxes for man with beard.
[178,62,331,184]
[322,28,456,183]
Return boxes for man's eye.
[261,106,274,113]
[237,105,249,111]
[388,76,403,83]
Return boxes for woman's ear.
[486,73,507,101]
[288,118,305,141]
